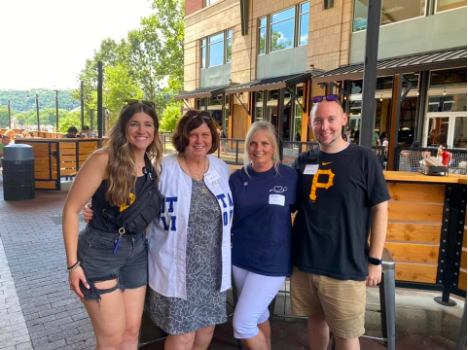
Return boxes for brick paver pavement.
[0,177,94,350]
[0,174,459,350]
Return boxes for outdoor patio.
[0,174,465,350]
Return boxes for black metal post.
[391,76,403,168]
[89,109,94,133]
[97,62,103,138]
[360,0,382,148]
[7,101,11,128]
[55,90,59,132]
[80,81,85,129]
[415,71,429,143]
[35,94,40,132]
[278,88,285,141]
[435,184,465,306]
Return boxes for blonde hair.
[243,122,281,176]
[106,102,163,207]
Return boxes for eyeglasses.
[124,99,155,108]
[311,94,340,104]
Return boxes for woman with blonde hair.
[229,122,298,350]
[63,100,163,350]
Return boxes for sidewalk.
[0,175,464,350]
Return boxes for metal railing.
[395,147,467,175]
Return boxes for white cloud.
[0,0,154,90]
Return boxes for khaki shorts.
[290,266,366,339]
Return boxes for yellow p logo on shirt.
[309,169,335,201]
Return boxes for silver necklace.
[183,154,208,194]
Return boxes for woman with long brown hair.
[63,100,163,350]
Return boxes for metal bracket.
[285,87,304,113]
[182,99,193,111]
[234,93,249,115]
[331,82,347,98]
[401,75,414,100]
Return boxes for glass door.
[424,112,467,148]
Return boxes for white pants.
[232,265,286,339]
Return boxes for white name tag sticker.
[205,169,221,183]
[269,194,285,206]
[303,164,319,175]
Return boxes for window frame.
[270,6,296,53]
[352,0,428,33]
[204,0,221,7]
[200,39,207,69]
[200,29,233,69]
[259,1,309,55]
[258,17,268,55]
[323,0,334,10]
[298,2,310,47]
[435,0,467,14]
[226,30,233,63]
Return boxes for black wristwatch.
[368,257,382,266]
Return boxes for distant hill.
[0,89,80,112]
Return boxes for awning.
[175,84,231,100]
[313,46,467,83]
[225,72,312,94]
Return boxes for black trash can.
[2,144,35,201]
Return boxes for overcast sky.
[0,0,154,91]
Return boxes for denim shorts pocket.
[85,233,116,250]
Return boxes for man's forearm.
[369,201,388,259]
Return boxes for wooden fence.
[15,139,102,190]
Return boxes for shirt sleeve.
[364,149,391,207]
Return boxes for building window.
[205,0,220,6]
[259,2,309,55]
[255,91,264,122]
[259,17,267,55]
[201,30,233,69]
[353,0,426,32]
[201,39,207,69]
[436,0,467,12]
[209,33,224,67]
[271,7,295,52]
[226,30,233,63]
[299,3,309,46]
[324,0,334,9]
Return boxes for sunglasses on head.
[311,94,340,103]
[185,110,211,121]
[124,99,155,108]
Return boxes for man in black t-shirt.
[291,99,390,350]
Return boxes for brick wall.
[306,0,352,71]
[186,0,203,16]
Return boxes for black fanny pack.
[102,155,164,235]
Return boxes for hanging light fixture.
[443,87,447,96]
[379,94,383,102]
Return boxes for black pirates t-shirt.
[292,144,390,281]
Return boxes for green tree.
[160,102,182,132]
[60,111,82,133]
[127,27,163,101]
[150,0,185,92]
[0,106,10,127]
[105,64,145,126]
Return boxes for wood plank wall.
[386,182,445,284]
[15,140,100,189]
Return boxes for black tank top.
[90,176,146,233]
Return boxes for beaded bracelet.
[67,261,81,272]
